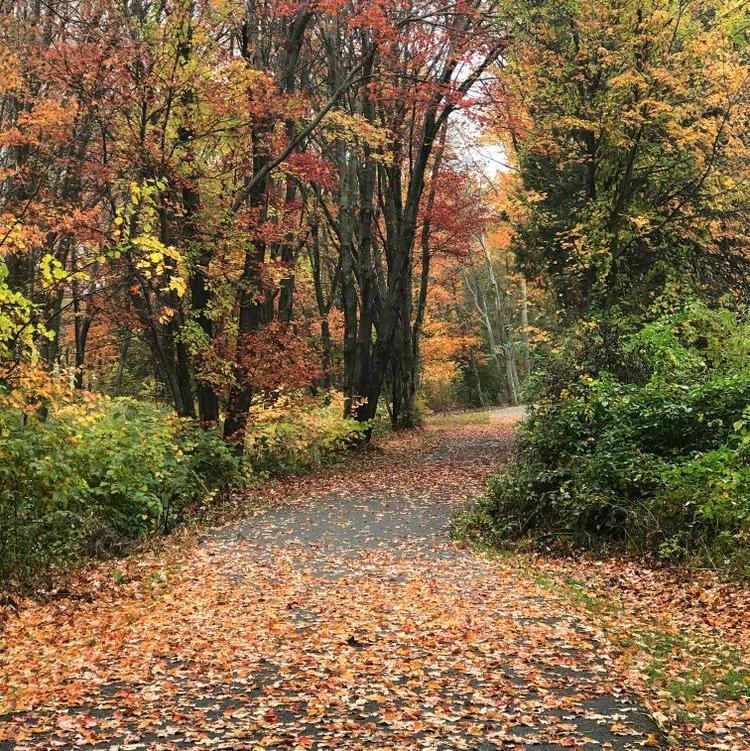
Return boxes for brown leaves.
[532,557,750,749]
[0,414,738,749]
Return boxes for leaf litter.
[0,411,746,750]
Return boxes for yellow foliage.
[245,391,366,474]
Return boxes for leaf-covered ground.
[1,410,747,750]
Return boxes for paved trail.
[1,416,661,750]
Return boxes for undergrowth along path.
[0,411,677,750]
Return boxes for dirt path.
[1,416,661,750]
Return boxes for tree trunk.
[114,333,132,394]
[176,2,219,424]
[350,88,377,423]
[223,127,270,445]
[402,125,447,428]
[471,357,486,407]
[520,277,530,378]
[223,7,314,448]
[395,261,416,428]
[72,282,93,391]
[505,342,519,405]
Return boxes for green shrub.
[0,385,369,593]
[245,391,368,475]
[0,393,241,591]
[463,302,750,576]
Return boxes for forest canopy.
[3,0,750,584]
[0,0,511,439]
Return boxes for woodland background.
[2,0,750,590]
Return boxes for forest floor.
[2,411,749,750]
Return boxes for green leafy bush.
[0,391,241,591]
[245,391,368,475]
[0,383,371,592]
[464,302,750,576]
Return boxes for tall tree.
[497,0,750,321]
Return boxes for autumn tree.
[496,0,750,322]
[315,0,508,428]
[0,0,506,443]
